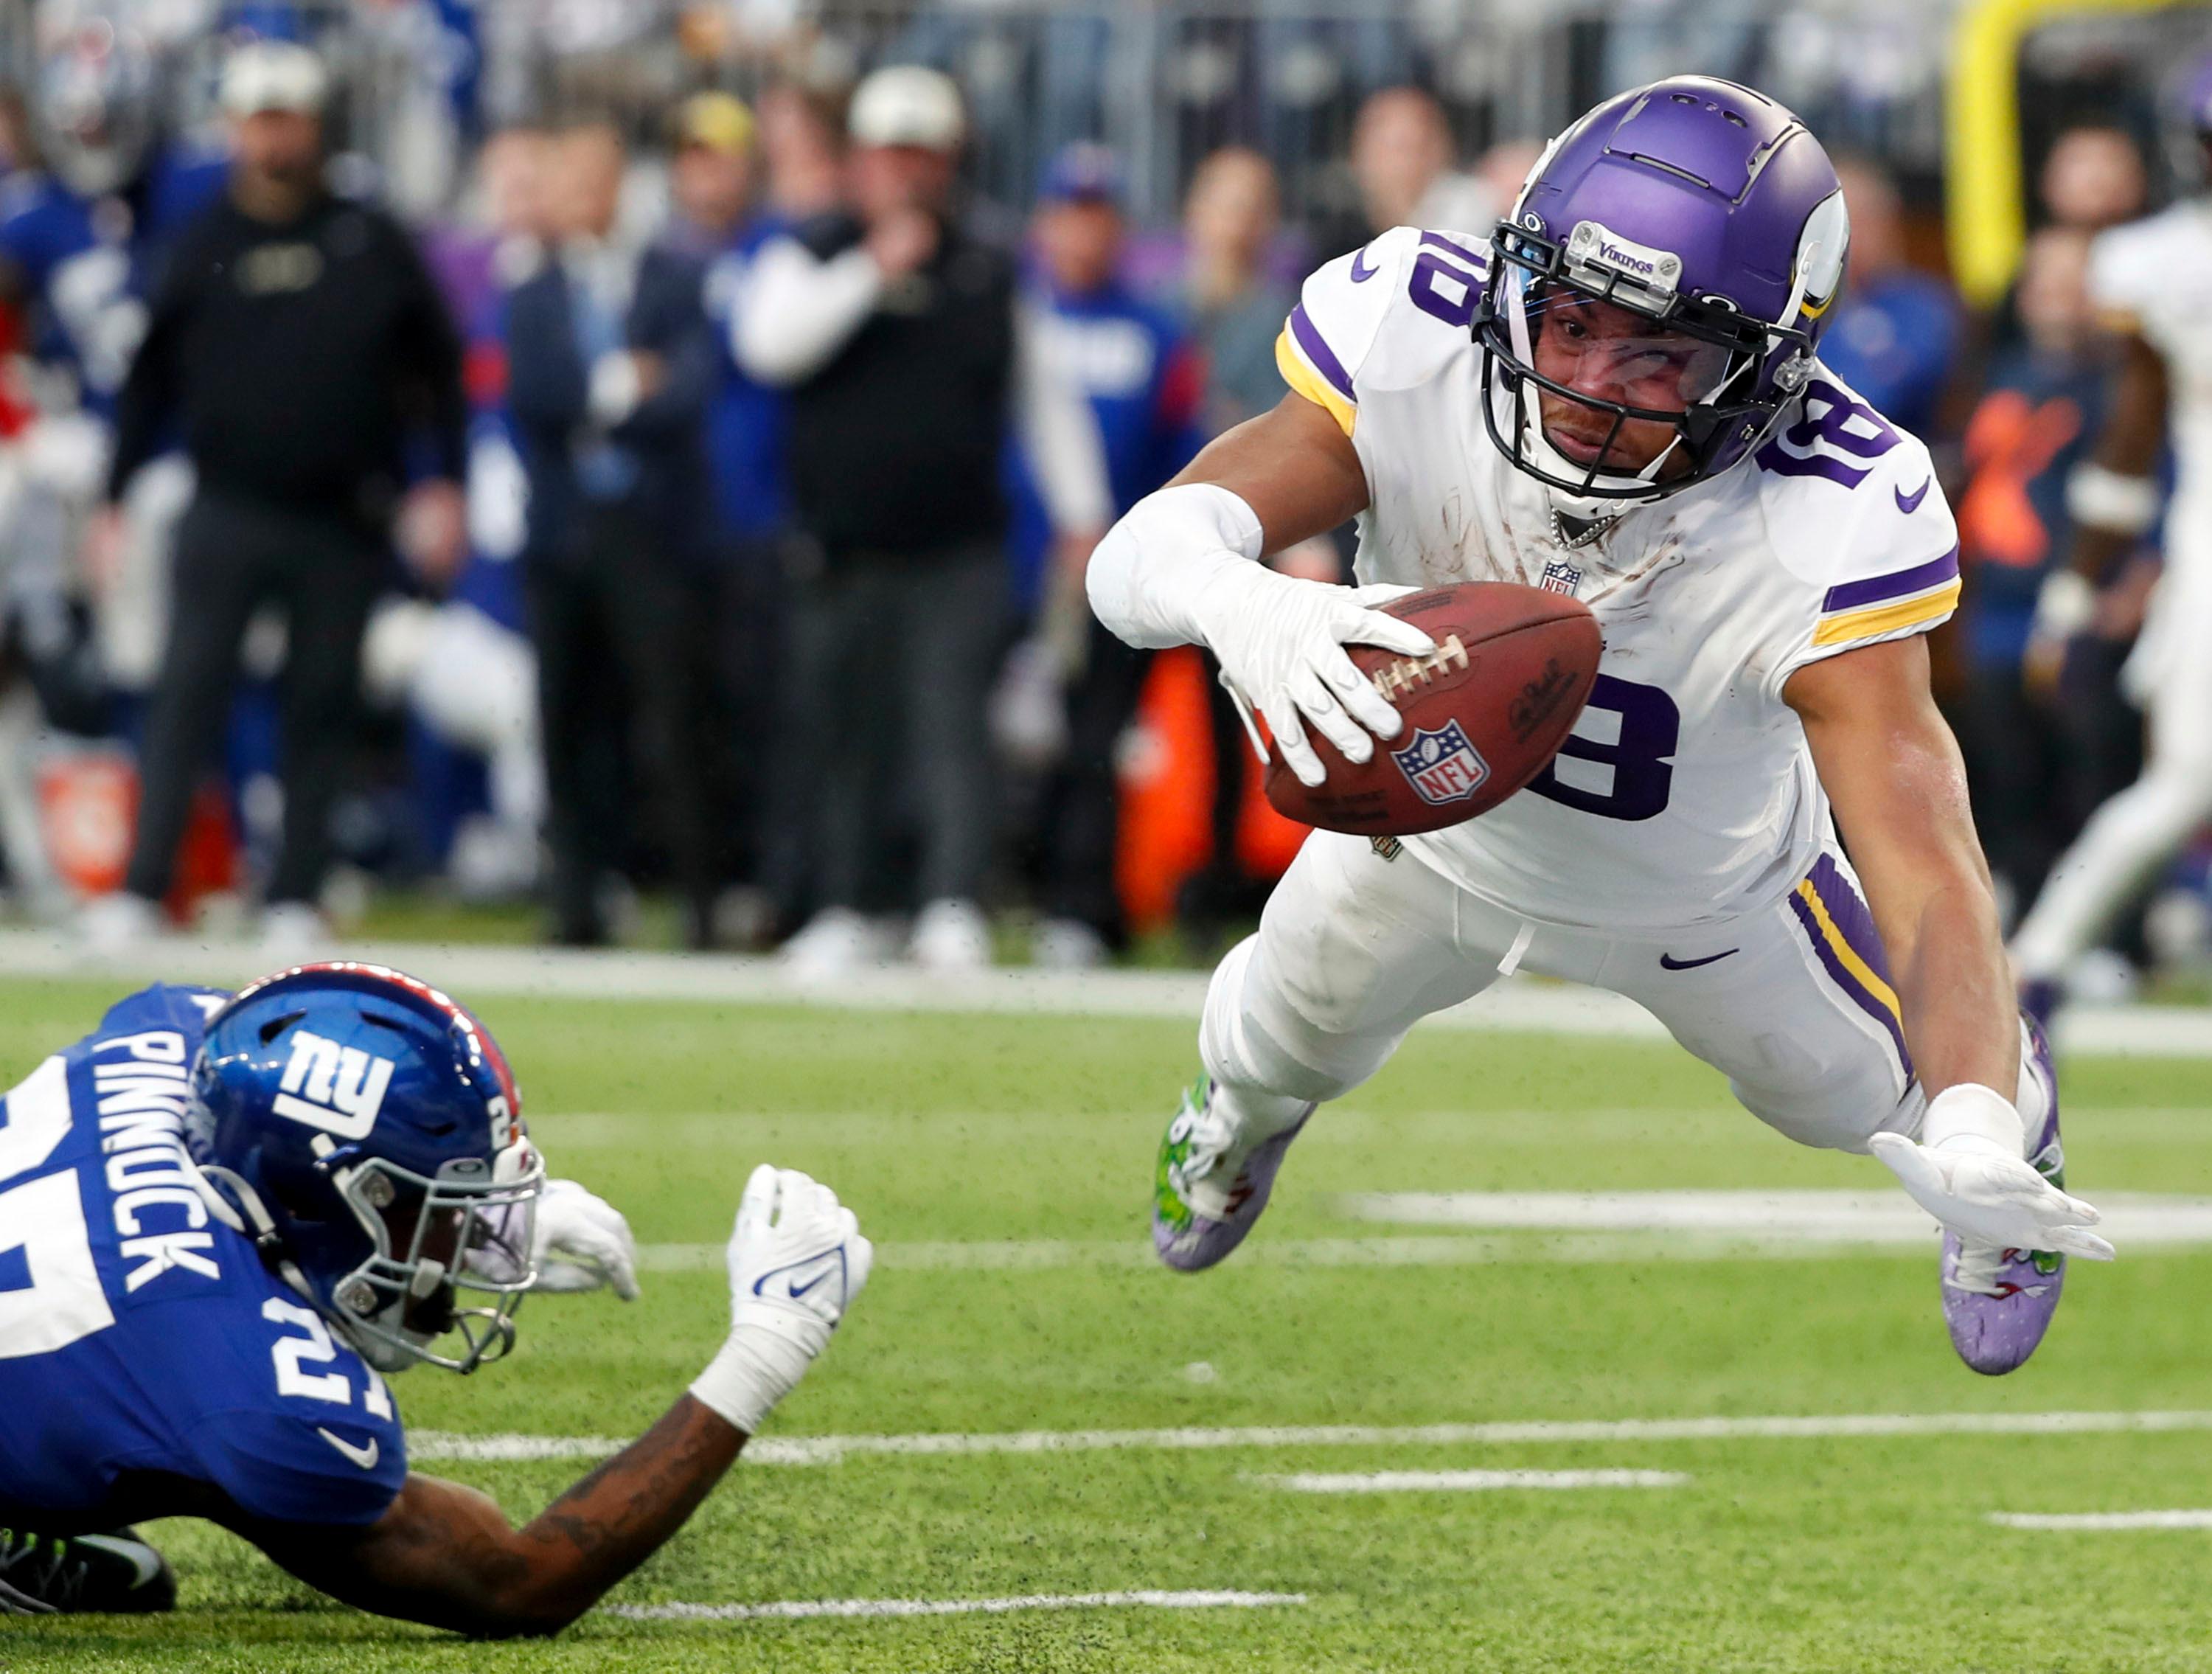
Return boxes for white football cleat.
[908,897,992,972]
[779,907,890,979]
[77,892,163,957]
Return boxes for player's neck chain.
[1551,510,1620,551]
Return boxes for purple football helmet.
[1475,76,1849,505]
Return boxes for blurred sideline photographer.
[735,66,1107,975]
[505,119,719,948]
[82,42,468,956]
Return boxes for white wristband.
[1085,482,1265,650]
[2065,462,2160,536]
[689,1322,818,1436]
[2032,569,2094,642]
[1923,1082,2027,1159]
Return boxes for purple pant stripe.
[1791,858,1915,1080]
[1821,545,1960,614]
[1288,303,1357,403]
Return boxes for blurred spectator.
[1950,227,2112,914]
[2039,125,2149,234]
[505,118,720,948]
[669,91,790,934]
[1312,86,1498,261]
[1818,155,1961,440]
[1012,144,1205,968]
[756,80,845,221]
[1181,146,1290,437]
[83,42,467,955]
[735,66,1107,975]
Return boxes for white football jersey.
[1274,226,1961,931]
[2090,200,2212,538]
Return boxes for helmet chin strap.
[197,1159,321,1310]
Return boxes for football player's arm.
[257,1165,866,1637]
[2063,330,2166,589]
[257,1398,742,1638]
[1790,639,2110,1259]
[1787,636,2013,1100]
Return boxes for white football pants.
[1203,830,2048,1155]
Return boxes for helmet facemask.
[1477,219,1816,508]
[320,1136,545,1375]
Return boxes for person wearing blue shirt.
[1816,157,1961,440]
[1012,146,1208,965]
[0,963,869,1633]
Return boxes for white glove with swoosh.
[1192,560,1434,788]
[689,1164,873,1434]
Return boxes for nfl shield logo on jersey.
[1390,720,1491,807]
[1540,560,1584,596]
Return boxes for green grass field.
[6,974,2212,1673]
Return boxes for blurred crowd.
[0,3,2206,993]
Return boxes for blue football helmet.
[184,963,545,1374]
[1475,77,1850,509]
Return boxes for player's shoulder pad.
[92,983,232,1043]
[1747,371,1959,687]
[1278,225,1486,431]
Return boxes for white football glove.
[530,1178,641,1298]
[465,1177,639,1298]
[689,1164,873,1435]
[1868,1084,2113,1260]
[1190,560,1434,789]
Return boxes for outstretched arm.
[1790,639,2109,1260]
[262,1399,742,1637]
[243,1165,870,1638]
[1788,637,2012,1099]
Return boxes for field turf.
[5,975,2212,1672]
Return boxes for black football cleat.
[0,1527,175,1614]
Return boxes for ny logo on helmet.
[271,1029,395,1139]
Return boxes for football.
[1263,581,1603,836]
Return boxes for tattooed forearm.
[261,1396,746,1637]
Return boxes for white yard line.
[11,928,2208,1055]
[1988,1510,2212,1532]
[608,1588,1307,1622]
[1338,1189,2212,1248]
[409,1409,2212,1470]
[1259,1469,1688,1493]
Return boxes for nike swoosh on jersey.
[1349,246,1380,282]
[316,1428,380,1470]
[1658,948,1740,970]
[1894,476,1931,514]
[69,1534,164,1589]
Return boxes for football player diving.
[1089,77,2112,1375]
[0,963,871,1633]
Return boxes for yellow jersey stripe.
[1795,878,1905,1028]
[1275,328,1355,437]
[1809,579,1963,648]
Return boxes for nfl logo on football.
[1390,720,1491,807]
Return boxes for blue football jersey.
[0,984,408,1527]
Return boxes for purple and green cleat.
[1940,1015,2070,1376]
[1152,1076,1312,1272]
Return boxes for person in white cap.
[80,38,470,959]
[734,65,1107,979]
